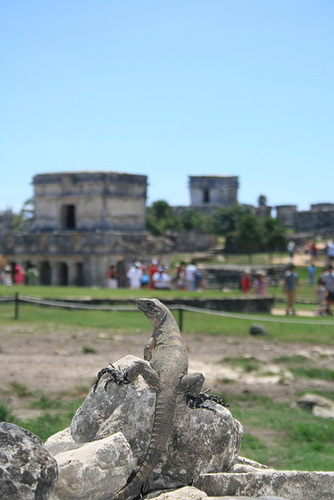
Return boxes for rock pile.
[1,355,334,499]
[46,355,243,499]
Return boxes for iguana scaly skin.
[104,298,205,500]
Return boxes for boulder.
[295,393,334,418]
[0,422,58,500]
[193,470,334,500]
[71,355,243,491]
[52,432,135,500]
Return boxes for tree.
[179,208,203,230]
[236,213,263,263]
[146,201,181,235]
[262,216,286,260]
[258,195,267,207]
[212,204,251,236]
[11,198,35,233]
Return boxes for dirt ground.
[1,321,333,420]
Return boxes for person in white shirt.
[152,266,170,289]
[126,261,143,289]
[186,260,197,291]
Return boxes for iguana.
[94,297,205,500]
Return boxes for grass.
[227,393,334,471]
[1,303,334,344]
[0,388,86,442]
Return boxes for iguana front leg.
[94,359,159,393]
[144,337,155,361]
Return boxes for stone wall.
[294,208,334,235]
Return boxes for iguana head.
[136,298,167,327]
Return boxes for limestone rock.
[52,431,135,500]
[194,470,334,500]
[232,455,268,472]
[296,393,334,418]
[45,427,81,456]
[146,399,242,492]
[71,355,243,491]
[144,485,208,498]
[0,422,58,500]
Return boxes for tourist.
[321,264,334,315]
[308,263,316,287]
[148,259,158,289]
[241,270,251,294]
[287,240,295,260]
[107,265,118,289]
[326,240,334,265]
[2,265,12,285]
[254,271,268,296]
[315,277,327,316]
[174,262,186,290]
[126,261,143,289]
[186,260,197,291]
[195,265,205,291]
[14,264,25,285]
[308,240,317,262]
[140,267,150,288]
[152,266,170,290]
[284,263,301,315]
[26,265,40,285]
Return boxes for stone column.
[50,263,58,286]
[67,260,77,286]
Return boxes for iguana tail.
[113,395,175,500]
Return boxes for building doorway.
[40,261,51,285]
[75,263,84,286]
[58,263,68,285]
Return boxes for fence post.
[14,292,19,320]
[178,307,183,332]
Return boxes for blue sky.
[1,1,333,213]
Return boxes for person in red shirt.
[241,270,251,293]
[148,259,158,289]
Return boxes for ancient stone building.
[1,171,148,287]
[189,176,239,212]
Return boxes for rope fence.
[1,294,334,328]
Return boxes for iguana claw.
[186,389,230,410]
[93,363,130,392]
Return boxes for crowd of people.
[0,264,40,286]
[283,261,334,316]
[122,259,206,291]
